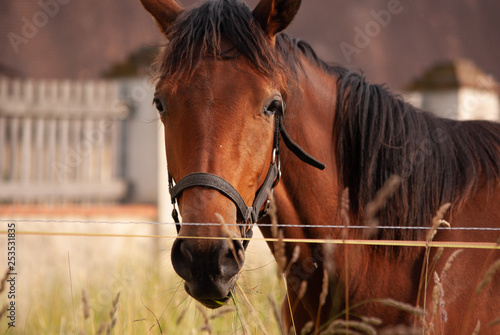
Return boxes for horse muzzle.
[171,236,245,309]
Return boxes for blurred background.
[1,0,500,88]
[0,0,499,333]
[0,0,500,89]
[1,0,499,209]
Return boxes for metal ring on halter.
[262,188,273,215]
[272,148,281,188]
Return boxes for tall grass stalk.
[415,203,451,331]
[68,252,77,333]
[235,282,269,335]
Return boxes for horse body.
[266,40,500,334]
[140,0,500,332]
[274,50,500,332]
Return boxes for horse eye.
[153,98,164,113]
[264,99,283,116]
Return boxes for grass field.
[1,205,498,334]
[0,213,283,334]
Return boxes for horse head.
[141,0,304,308]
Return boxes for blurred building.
[1,0,500,91]
[406,59,500,121]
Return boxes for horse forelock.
[333,71,500,245]
[155,0,287,87]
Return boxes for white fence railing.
[0,76,129,203]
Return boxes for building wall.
[405,89,499,121]
[119,78,160,204]
[117,78,172,217]
[458,88,500,121]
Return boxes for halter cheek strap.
[167,109,325,249]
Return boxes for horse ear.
[252,0,301,39]
[140,0,183,35]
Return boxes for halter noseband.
[168,107,326,249]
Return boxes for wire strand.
[2,230,499,250]
[1,219,498,250]
[1,219,500,231]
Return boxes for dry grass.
[475,259,500,295]
[0,269,9,322]
[416,203,451,329]
[363,175,401,239]
[0,220,282,334]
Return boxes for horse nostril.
[171,239,193,282]
[222,239,245,277]
[180,240,194,263]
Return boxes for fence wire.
[1,219,499,250]
[2,218,500,231]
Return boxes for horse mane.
[157,0,500,243]
[333,72,500,242]
[277,33,500,242]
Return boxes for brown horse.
[140,0,500,333]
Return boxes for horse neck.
[274,59,341,239]
[264,59,426,320]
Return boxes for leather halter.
[168,107,326,248]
